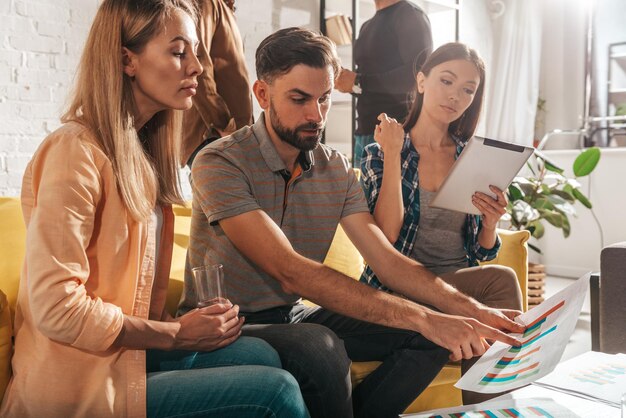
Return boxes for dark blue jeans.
[146,336,310,418]
[242,305,449,418]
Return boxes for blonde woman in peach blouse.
[0,0,308,417]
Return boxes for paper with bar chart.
[533,351,626,407]
[400,398,580,418]
[455,274,590,393]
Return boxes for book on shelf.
[325,14,352,46]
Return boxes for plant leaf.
[526,161,537,176]
[535,150,565,174]
[546,195,576,216]
[572,188,593,208]
[516,182,537,196]
[542,210,564,228]
[510,200,540,225]
[534,197,555,211]
[566,178,582,189]
[561,216,571,238]
[508,184,524,201]
[551,189,576,202]
[544,173,567,183]
[573,147,601,177]
[529,220,545,239]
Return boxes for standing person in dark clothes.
[335,0,432,168]
[182,0,253,167]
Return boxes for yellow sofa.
[0,197,530,413]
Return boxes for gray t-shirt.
[179,115,369,313]
[410,188,468,275]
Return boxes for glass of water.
[192,264,227,308]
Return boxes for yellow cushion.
[0,291,13,398]
[0,197,26,312]
[323,168,365,279]
[405,366,462,413]
[351,360,460,388]
[351,360,462,413]
[166,204,192,316]
[323,225,364,280]
[480,229,530,311]
[0,197,25,399]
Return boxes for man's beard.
[269,102,324,151]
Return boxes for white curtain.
[483,0,543,146]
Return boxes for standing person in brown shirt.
[182,0,253,167]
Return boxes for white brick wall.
[0,0,318,196]
[0,0,100,196]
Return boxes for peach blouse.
[0,122,174,417]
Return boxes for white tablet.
[430,136,534,215]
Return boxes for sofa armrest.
[598,242,626,353]
[166,204,193,316]
[479,229,530,311]
[590,273,600,351]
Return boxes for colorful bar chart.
[495,347,540,369]
[534,351,626,408]
[570,362,626,385]
[477,301,565,386]
[427,405,557,417]
[455,275,590,394]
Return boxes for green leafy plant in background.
[505,147,601,253]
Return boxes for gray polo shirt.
[179,115,369,313]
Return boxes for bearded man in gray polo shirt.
[179,27,523,418]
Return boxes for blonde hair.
[62,0,197,221]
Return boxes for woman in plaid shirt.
[359,43,523,405]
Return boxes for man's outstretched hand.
[422,311,523,362]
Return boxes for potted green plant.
[505,147,601,253]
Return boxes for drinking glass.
[192,264,227,307]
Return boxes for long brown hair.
[62,0,197,221]
[403,42,485,141]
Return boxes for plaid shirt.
[359,134,501,291]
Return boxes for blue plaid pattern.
[359,134,501,291]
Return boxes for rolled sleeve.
[472,232,502,262]
[468,216,502,262]
[25,135,124,352]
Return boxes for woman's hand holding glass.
[174,301,244,352]
[472,185,508,229]
[374,113,405,156]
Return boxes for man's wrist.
[445,288,483,318]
